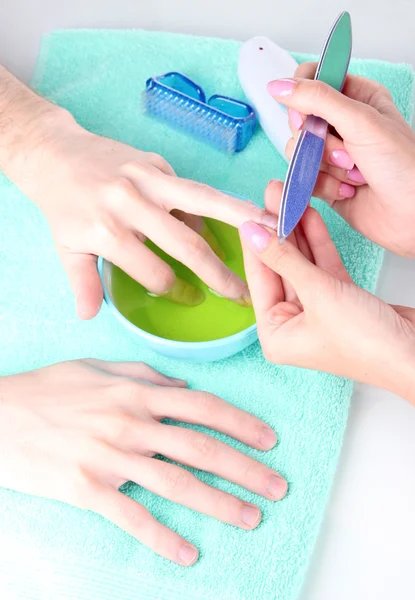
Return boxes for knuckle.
[102,177,133,206]
[150,263,175,295]
[159,465,193,495]
[184,233,210,260]
[190,432,219,461]
[310,80,331,103]
[195,392,222,417]
[90,213,124,250]
[118,379,141,404]
[146,152,171,172]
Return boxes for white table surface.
[1,1,415,599]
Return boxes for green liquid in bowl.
[111,219,256,342]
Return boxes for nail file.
[277,11,352,239]
[238,37,298,158]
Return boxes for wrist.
[0,101,76,189]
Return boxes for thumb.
[267,77,383,144]
[239,221,318,300]
[59,250,103,319]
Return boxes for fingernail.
[200,223,226,261]
[241,504,261,528]
[239,222,272,252]
[259,426,277,449]
[170,377,188,387]
[347,166,366,184]
[330,149,354,170]
[267,78,296,98]
[288,108,303,130]
[261,212,279,230]
[178,544,198,566]
[339,183,356,199]
[161,277,205,307]
[267,474,288,500]
[232,286,252,307]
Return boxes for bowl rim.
[98,256,257,349]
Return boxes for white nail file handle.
[238,37,298,160]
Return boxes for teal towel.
[0,30,413,600]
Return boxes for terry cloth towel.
[0,29,413,600]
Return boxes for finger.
[264,180,298,302]
[100,227,177,296]
[295,61,317,79]
[58,250,103,320]
[300,207,352,282]
[239,221,318,302]
[148,424,287,501]
[171,210,225,261]
[243,182,285,319]
[92,486,198,566]
[285,136,365,191]
[242,242,284,327]
[146,386,277,450]
[286,129,356,175]
[119,455,263,530]
[124,163,279,230]
[144,152,177,177]
[82,359,187,387]
[267,77,387,144]
[123,192,251,303]
[287,62,318,132]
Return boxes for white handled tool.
[238,37,298,159]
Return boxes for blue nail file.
[277,11,352,239]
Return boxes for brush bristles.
[143,86,239,153]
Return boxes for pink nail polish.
[330,149,354,170]
[240,221,272,252]
[288,108,303,130]
[339,183,356,198]
[347,166,366,184]
[267,78,296,98]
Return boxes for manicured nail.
[258,426,277,449]
[239,221,272,252]
[200,222,226,261]
[339,183,356,199]
[267,474,288,500]
[347,166,366,184]
[241,504,261,527]
[330,149,354,170]
[267,78,296,98]
[288,108,303,130]
[261,212,279,230]
[178,544,198,566]
[162,277,205,307]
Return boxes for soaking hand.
[0,66,277,318]
[0,359,287,565]
[268,63,415,257]
[240,181,415,403]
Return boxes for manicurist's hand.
[240,181,415,404]
[268,63,415,257]
[0,66,277,319]
[0,359,287,565]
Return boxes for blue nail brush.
[277,11,352,239]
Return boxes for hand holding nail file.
[277,11,352,239]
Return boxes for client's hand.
[11,111,276,318]
[268,64,415,257]
[0,359,287,565]
[240,181,415,403]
